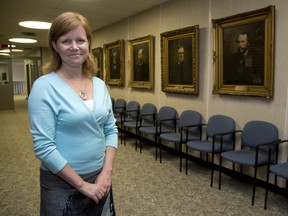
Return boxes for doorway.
[0,58,14,110]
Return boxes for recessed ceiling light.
[9,38,37,43]
[19,21,51,30]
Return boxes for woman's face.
[52,26,89,69]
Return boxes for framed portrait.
[92,47,104,80]
[104,40,125,86]
[212,5,275,98]
[128,35,154,89]
[161,25,199,95]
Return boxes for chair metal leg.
[159,138,162,163]
[124,133,126,145]
[123,127,127,145]
[155,135,158,161]
[135,129,138,151]
[264,169,271,210]
[179,143,182,172]
[252,166,258,206]
[139,133,142,153]
[185,147,188,175]
[211,152,215,187]
[218,156,223,190]
[120,124,123,144]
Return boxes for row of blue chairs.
[111,98,288,209]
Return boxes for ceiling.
[0,0,169,57]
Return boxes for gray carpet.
[0,95,287,215]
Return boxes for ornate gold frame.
[212,5,275,98]
[92,47,104,80]
[161,25,199,95]
[104,40,125,86]
[128,35,154,89]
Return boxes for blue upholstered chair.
[123,103,157,150]
[139,106,177,160]
[264,139,288,209]
[113,98,126,143]
[160,110,203,172]
[186,115,236,182]
[119,101,140,144]
[219,120,279,206]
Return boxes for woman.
[28,12,118,215]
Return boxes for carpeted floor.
[0,95,287,215]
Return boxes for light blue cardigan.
[28,72,118,175]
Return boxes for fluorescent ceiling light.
[9,38,37,43]
[0,49,24,53]
[0,53,10,56]
[19,21,51,30]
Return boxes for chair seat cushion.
[139,126,173,135]
[221,150,270,166]
[124,122,153,129]
[270,163,288,179]
[186,140,233,153]
[123,121,137,128]
[160,133,200,143]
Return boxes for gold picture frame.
[104,40,125,86]
[128,35,154,89]
[212,5,275,98]
[161,25,199,95]
[92,47,104,80]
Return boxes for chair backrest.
[114,98,126,114]
[125,101,140,118]
[140,103,157,123]
[206,115,235,142]
[178,110,202,134]
[241,121,278,151]
[158,106,177,128]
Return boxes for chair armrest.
[157,117,178,133]
[140,113,156,118]
[256,139,282,153]
[182,123,204,140]
[254,139,282,166]
[257,139,283,147]
[114,108,125,117]
[211,130,242,152]
[139,113,157,126]
[265,140,288,167]
[213,130,242,138]
[157,117,178,124]
[182,123,206,130]
[123,109,140,114]
[121,109,140,121]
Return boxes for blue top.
[28,72,118,175]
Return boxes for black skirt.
[39,169,115,216]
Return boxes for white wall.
[12,59,25,81]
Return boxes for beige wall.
[92,0,288,143]
[92,0,288,171]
